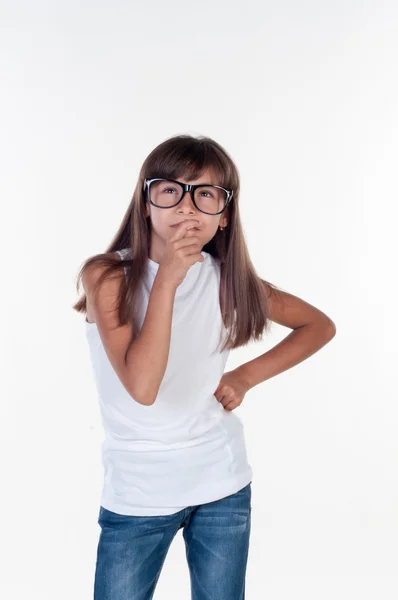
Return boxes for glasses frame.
[143,177,233,215]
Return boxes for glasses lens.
[149,180,227,214]
[194,185,227,214]
[149,180,183,207]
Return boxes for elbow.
[306,316,336,339]
[327,319,337,338]
[319,318,336,341]
[127,381,157,407]
[130,393,156,407]
[140,395,157,407]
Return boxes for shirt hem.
[99,469,253,516]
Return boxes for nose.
[178,188,196,212]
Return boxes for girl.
[74,134,336,600]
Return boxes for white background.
[1,1,397,598]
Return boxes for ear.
[219,213,228,228]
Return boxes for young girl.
[74,134,336,600]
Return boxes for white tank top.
[85,248,253,516]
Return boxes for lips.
[170,222,201,229]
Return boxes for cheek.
[202,219,218,231]
[200,223,219,242]
[149,211,166,230]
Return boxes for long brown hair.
[73,134,284,358]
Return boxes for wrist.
[154,269,177,293]
[233,366,254,393]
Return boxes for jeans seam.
[148,520,183,599]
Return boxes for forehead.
[176,167,219,185]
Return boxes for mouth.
[170,223,201,230]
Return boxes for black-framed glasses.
[143,178,233,215]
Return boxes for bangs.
[144,136,233,189]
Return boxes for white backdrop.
[1,1,397,598]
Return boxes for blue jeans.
[94,482,252,600]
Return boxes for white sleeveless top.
[85,248,253,516]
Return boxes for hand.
[214,369,251,411]
[157,219,204,289]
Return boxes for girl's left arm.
[234,283,336,392]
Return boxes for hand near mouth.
[156,219,205,289]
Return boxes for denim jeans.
[94,482,252,600]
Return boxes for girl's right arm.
[83,219,203,406]
[125,273,177,405]
[83,266,176,406]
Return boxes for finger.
[220,395,230,407]
[223,400,236,411]
[171,220,201,241]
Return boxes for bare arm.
[84,220,202,406]
[235,283,336,390]
[126,272,176,405]
[83,259,176,406]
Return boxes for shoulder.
[82,251,123,296]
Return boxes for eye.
[199,190,215,198]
